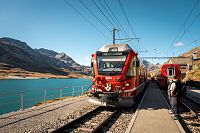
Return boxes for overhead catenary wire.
[165,0,200,56]
[118,0,137,38]
[168,12,200,57]
[177,11,200,42]
[102,0,131,42]
[117,0,140,51]
[97,0,120,29]
[79,0,111,32]
[91,0,115,28]
[63,0,110,41]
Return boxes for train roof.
[98,44,132,52]
[161,64,181,69]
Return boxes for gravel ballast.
[0,95,97,133]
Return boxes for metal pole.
[72,86,75,96]
[82,85,84,94]
[44,89,46,105]
[192,54,194,70]
[20,92,24,111]
[113,28,117,44]
[60,88,63,100]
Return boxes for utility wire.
[63,0,110,41]
[103,0,130,41]
[98,0,120,29]
[166,0,200,56]
[117,0,139,49]
[118,0,137,38]
[79,0,111,32]
[177,11,200,42]
[91,0,115,28]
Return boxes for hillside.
[181,46,200,58]
[182,46,200,82]
[0,37,89,79]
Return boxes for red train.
[89,44,147,106]
[158,64,181,89]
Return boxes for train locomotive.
[158,63,181,89]
[89,44,147,106]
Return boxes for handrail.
[0,84,92,115]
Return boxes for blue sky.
[0,0,200,65]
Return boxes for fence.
[0,84,91,115]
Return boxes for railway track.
[181,97,200,118]
[51,83,149,133]
[161,88,200,133]
[179,96,200,133]
[52,106,119,133]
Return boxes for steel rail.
[91,109,118,133]
[51,106,119,133]
[181,97,200,119]
[51,106,102,133]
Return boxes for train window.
[136,60,140,67]
[91,62,93,67]
[97,55,126,75]
[108,47,118,52]
[91,60,95,77]
[168,68,175,76]
[126,58,136,77]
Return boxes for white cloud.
[174,42,184,46]
[76,56,90,66]
[84,56,91,61]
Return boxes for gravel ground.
[106,108,135,133]
[180,113,200,133]
[0,95,97,133]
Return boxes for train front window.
[97,56,126,75]
[168,68,175,76]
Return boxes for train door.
[167,67,175,77]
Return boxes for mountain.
[0,37,88,77]
[36,48,81,69]
[141,60,152,69]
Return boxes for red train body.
[89,44,147,106]
[159,64,181,88]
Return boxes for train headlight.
[124,83,130,87]
[105,84,111,91]
[97,89,102,92]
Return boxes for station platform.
[126,82,185,133]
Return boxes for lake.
[0,78,91,115]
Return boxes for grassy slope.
[0,63,89,79]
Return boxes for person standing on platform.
[170,75,181,120]
[168,78,173,114]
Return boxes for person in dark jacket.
[168,78,173,114]
[169,75,181,120]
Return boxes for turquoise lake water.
[0,78,91,115]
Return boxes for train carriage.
[89,44,146,106]
[159,63,181,89]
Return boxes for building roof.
[166,58,192,66]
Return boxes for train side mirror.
[91,62,94,67]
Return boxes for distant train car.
[159,64,181,89]
[89,44,147,106]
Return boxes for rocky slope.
[35,48,82,70]
[0,37,89,77]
